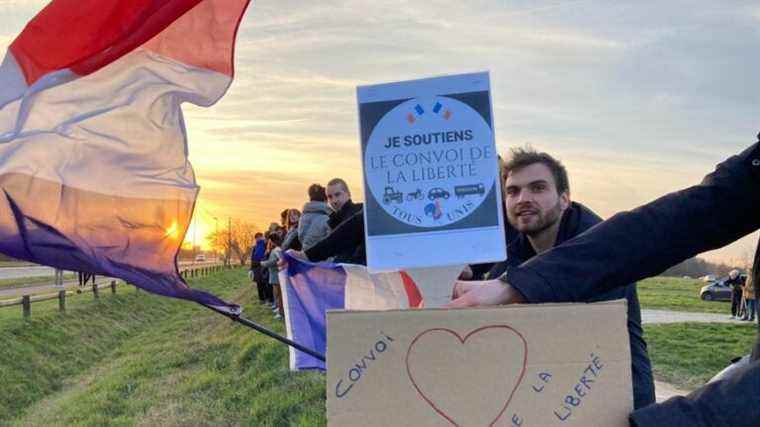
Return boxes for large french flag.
[0,0,250,313]
[280,253,423,371]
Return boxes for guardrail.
[0,263,239,319]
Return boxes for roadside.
[642,309,754,325]
[0,274,77,291]
[654,380,690,402]
[642,309,755,400]
[0,277,113,298]
[637,276,732,314]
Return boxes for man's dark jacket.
[250,239,266,268]
[489,202,654,409]
[328,199,363,230]
[503,140,760,426]
[306,202,365,265]
[726,274,746,295]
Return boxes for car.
[427,187,450,201]
[195,254,206,262]
[699,274,746,301]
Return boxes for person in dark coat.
[304,209,365,265]
[250,232,268,304]
[297,178,365,264]
[450,136,760,426]
[484,147,654,409]
[326,178,363,229]
[727,269,746,319]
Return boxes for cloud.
[2,0,756,263]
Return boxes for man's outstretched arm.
[450,141,760,306]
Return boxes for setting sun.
[164,220,179,240]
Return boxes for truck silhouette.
[382,186,403,204]
[454,183,485,198]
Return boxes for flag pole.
[201,304,325,362]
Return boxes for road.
[0,266,64,280]
[641,309,750,325]
[0,261,214,281]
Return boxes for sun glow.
[165,220,179,239]
[183,214,215,250]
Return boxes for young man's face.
[504,162,569,236]
[326,183,350,211]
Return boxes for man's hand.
[446,278,527,308]
[458,265,474,280]
[278,250,307,271]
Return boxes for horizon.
[2,0,758,266]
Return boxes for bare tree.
[206,220,260,265]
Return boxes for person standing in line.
[728,269,746,319]
[250,232,268,305]
[298,184,332,251]
[742,274,756,321]
[260,232,284,319]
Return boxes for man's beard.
[510,201,564,237]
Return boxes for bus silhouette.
[454,183,485,198]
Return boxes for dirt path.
[642,309,752,325]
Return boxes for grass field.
[0,268,325,426]
[644,322,757,390]
[637,276,731,314]
[1,270,755,425]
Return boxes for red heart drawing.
[405,326,528,426]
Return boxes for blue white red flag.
[279,253,423,371]
[0,0,250,314]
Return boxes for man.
[326,178,362,229]
[450,137,760,426]
[298,184,332,251]
[742,274,756,322]
[485,147,654,409]
[250,232,268,304]
[727,269,746,319]
[296,178,366,265]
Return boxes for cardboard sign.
[357,72,506,272]
[327,301,632,427]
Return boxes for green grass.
[0,282,128,324]
[0,268,325,426]
[637,277,731,314]
[3,270,752,424]
[644,322,757,390]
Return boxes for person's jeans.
[731,292,742,316]
[746,299,757,320]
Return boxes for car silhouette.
[699,274,746,301]
[427,187,450,200]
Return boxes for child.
[260,233,283,319]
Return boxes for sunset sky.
[2,0,758,265]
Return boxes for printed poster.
[357,72,506,271]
